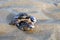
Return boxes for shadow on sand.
[6,13,16,24]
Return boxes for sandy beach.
[0,0,60,40]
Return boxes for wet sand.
[0,0,60,40]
